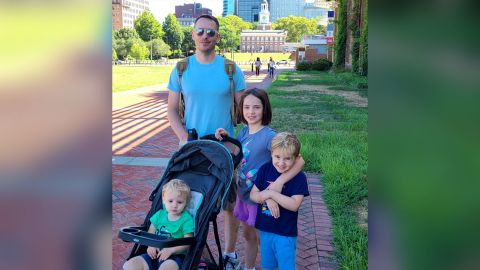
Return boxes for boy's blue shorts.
[258,230,297,270]
[140,253,185,270]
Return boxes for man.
[166,15,245,270]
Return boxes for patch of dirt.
[356,198,368,230]
[278,84,368,107]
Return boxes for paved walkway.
[112,67,338,270]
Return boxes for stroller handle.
[200,134,243,168]
[118,226,196,249]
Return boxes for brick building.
[112,0,150,30]
[175,3,212,26]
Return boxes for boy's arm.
[268,155,305,192]
[262,190,304,212]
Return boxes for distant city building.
[267,0,333,23]
[304,0,331,25]
[222,0,236,16]
[112,0,150,30]
[237,0,261,22]
[175,3,212,26]
[240,0,287,52]
[269,0,305,22]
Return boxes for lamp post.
[150,34,153,64]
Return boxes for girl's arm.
[250,185,264,203]
[268,155,305,192]
[261,190,304,212]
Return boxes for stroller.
[119,134,243,270]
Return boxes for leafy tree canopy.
[272,16,322,42]
[218,15,252,34]
[130,41,149,60]
[134,11,164,41]
[218,24,239,52]
[114,28,139,41]
[162,14,184,52]
[181,26,195,55]
[147,38,170,59]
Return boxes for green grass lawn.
[267,70,368,269]
[112,65,173,92]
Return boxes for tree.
[272,16,321,42]
[162,14,184,56]
[112,48,117,61]
[217,24,238,53]
[134,11,164,42]
[181,26,195,56]
[113,28,142,60]
[218,15,252,34]
[114,28,139,40]
[130,41,149,61]
[147,38,170,60]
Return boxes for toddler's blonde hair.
[162,179,192,203]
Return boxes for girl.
[216,88,304,270]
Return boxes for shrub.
[296,61,312,71]
[312,59,333,71]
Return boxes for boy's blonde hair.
[271,132,301,157]
[162,179,192,203]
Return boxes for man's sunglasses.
[194,27,217,37]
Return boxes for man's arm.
[268,155,305,192]
[167,90,188,144]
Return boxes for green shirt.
[150,209,195,239]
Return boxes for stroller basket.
[119,135,242,270]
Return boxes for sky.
[150,0,223,23]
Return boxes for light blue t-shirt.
[167,55,246,138]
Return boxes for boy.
[124,179,194,270]
[250,132,309,270]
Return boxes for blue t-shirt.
[236,126,276,204]
[254,162,309,237]
[167,55,246,138]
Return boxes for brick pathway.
[112,67,338,270]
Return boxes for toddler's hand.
[215,128,229,140]
[147,246,158,259]
[158,247,175,261]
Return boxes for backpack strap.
[176,57,189,124]
[224,59,238,126]
[176,57,238,126]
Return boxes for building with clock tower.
[257,0,271,30]
[240,0,287,53]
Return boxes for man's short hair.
[194,15,220,30]
[271,132,301,157]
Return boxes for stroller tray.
[119,226,195,249]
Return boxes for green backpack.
[176,57,239,126]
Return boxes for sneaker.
[223,255,241,270]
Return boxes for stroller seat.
[119,135,242,270]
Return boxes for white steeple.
[259,0,270,25]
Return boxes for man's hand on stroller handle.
[215,128,229,140]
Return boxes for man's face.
[192,18,220,53]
